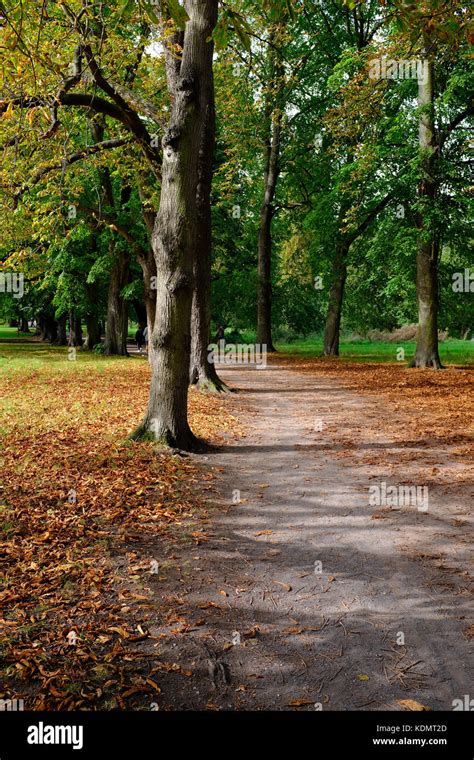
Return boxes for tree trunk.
[68,311,83,347]
[137,181,158,338]
[412,51,443,369]
[54,314,68,345]
[324,238,350,356]
[190,244,229,391]
[133,298,148,331]
[41,315,57,343]
[20,315,30,333]
[137,249,157,335]
[131,0,218,449]
[256,193,277,352]
[84,312,101,349]
[190,37,229,392]
[256,49,283,353]
[104,244,130,356]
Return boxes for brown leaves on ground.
[0,358,238,710]
[271,354,473,455]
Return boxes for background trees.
[0,0,472,448]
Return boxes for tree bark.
[131,0,218,449]
[41,315,57,343]
[189,31,228,392]
[89,116,130,356]
[137,248,157,335]
[190,235,229,391]
[68,311,83,347]
[323,238,350,356]
[104,244,130,356]
[84,312,101,349]
[20,315,30,333]
[137,180,159,337]
[54,314,68,346]
[256,40,283,353]
[412,52,443,368]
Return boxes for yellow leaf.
[357,674,370,681]
[397,699,430,711]
[288,698,314,707]
[3,101,14,120]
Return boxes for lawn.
[276,336,474,365]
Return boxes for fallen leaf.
[397,699,430,711]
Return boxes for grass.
[0,327,129,374]
[1,327,472,373]
[0,326,32,339]
[276,336,474,365]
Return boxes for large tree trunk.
[41,315,57,343]
[131,0,218,449]
[189,41,228,392]
[412,52,442,369]
[104,245,130,356]
[323,238,350,356]
[190,242,229,391]
[256,51,283,353]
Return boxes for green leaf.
[213,20,229,51]
[118,0,135,20]
[165,0,189,29]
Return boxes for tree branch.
[439,103,474,147]
[12,138,132,208]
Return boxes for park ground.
[0,332,472,710]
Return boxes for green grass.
[0,327,135,375]
[0,327,472,371]
[0,326,32,340]
[276,337,474,365]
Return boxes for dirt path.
[146,364,473,711]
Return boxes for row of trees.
[0,0,472,448]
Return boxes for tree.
[132,0,219,446]
[0,0,220,448]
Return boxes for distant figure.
[135,326,145,354]
[216,325,225,345]
[143,325,149,354]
